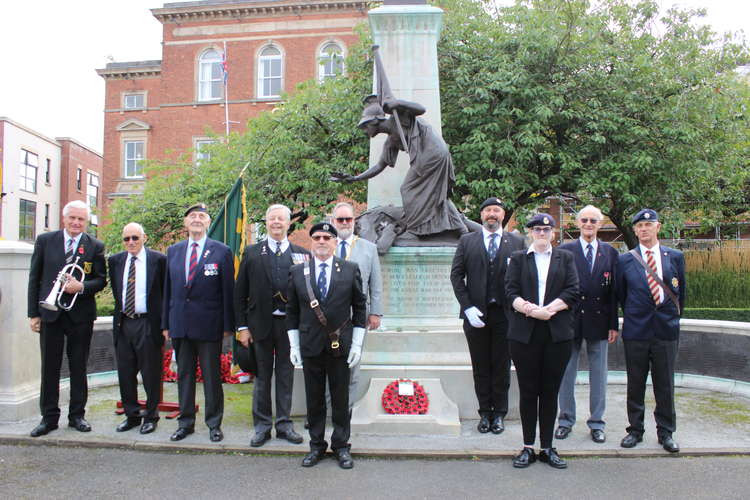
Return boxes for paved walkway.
[2,381,749,458]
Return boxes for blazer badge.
[83,261,92,274]
[291,253,309,265]
[672,277,679,287]
[204,262,219,276]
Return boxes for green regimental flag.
[208,176,248,371]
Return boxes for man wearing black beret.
[286,222,367,469]
[450,197,525,435]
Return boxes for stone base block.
[0,382,40,423]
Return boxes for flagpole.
[223,41,230,137]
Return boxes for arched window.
[258,45,282,98]
[318,42,344,81]
[198,49,223,101]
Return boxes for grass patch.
[675,391,750,426]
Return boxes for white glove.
[287,329,302,367]
[464,306,486,328]
[347,327,366,368]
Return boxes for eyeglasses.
[579,218,600,224]
[311,235,333,241]
[531,227,552,234]
[335,217,354,223]
[122,236,140,242]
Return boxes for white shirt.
[314,256,334,296]
[122,246,147,314]
[337,235,355,259]
[268,236,289,255]
[528,245,552,306]
[639,242,664,302]
[482,227,503,253]
[184,234,207,280]
[579,237,598,270]
[63,230,82,255]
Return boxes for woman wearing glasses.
[505,213,579,469]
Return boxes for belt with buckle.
[124,312,148,320]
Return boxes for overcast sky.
[0,0,747,153]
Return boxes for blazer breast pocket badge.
[83,262,92,274]
[291,253,309,265]
[204,263,219,276]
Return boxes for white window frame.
[318,42,345,81]
[124,140,145,178]
[20,149,38,193]
[257,45,283,99]
[87,171,100,209]
[198,49,223,101]
[194,139,217,166]
[123,92,146,110]
[19,199,36,241]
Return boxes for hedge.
[685,271,750,309]
[681,308,750,323]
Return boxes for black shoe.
[209,427,224,442]
[335,449,354,469]
[539,448,567,469]
[490,416,505,435]
[140,421,157,435]
[301,449,326,467]
[68,418,92,432]
[170,427,194,441]
[591,429,606,443]
[250,430,272,447]
[658,435,680,453]
[620,433,643,448]
[477,415,491,434]
[116,418,142,432]
[512,447,537,468]
[30,421,58,437]
[277,429,304,444]
[554,426,571,440]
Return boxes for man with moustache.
[162,203,235,443]
[331,202,383,408]
[616,209,685,453]
[234,204,307,447]
[555,205,619,444]
[286,222,367,469]
[27,200,106,437]
[450,197,525,434]
[108,222,166,434]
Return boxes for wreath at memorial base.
[381,379,429,414]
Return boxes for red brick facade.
[57,138,104,226]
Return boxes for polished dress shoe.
[539,448,567,469]
[170,427,194,441]
[620,433,643,448]
[140,421,157,435]
[69,418,92,432]
[250,430,272,447]
[658,435,680,453]
[116,418,142,432]
[554,426,571,440]
[277,429,304,444]
[490,416,505,435]
[591,429,606,443]
[30,421,58,437]
[512,447,536,468]
[477,416,491,434]
[335,449,354,469]
[209,427,224,442]
[301,449,326,467]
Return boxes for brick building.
[96,0,368,214]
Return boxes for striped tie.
[645,250,661,305]
[65,238,75,263]
[187,242,199,285]
[124,256,137,317]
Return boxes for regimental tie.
[124,256,137,317]
[187,242,199,285]
[317,263,328,302]
[275,240,282,257]
[339,241,347,260]
[645,250,661,304]
[488,233,498,261]
[65,238,75,264]
[586,243,594,273]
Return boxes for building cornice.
[151,1,369,23]
[96,61,162,80]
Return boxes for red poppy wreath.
[381,379,429,415]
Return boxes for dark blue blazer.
[616,245,685,341]
[162,237,235,341]
[558,240,619,341]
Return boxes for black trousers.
[116,316,162,422]
[463,304,511,417]
[252,316,294,433]
[303,351,350,452]
[39,314,93,424]
[623,337,678,437]
[172,337,223,430]
[510,322,572,448]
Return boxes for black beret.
[184,203,208,217]
[631,208,659,225]
[309,222,338,238]
[480,197,505,211]
[525,213,556,228]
